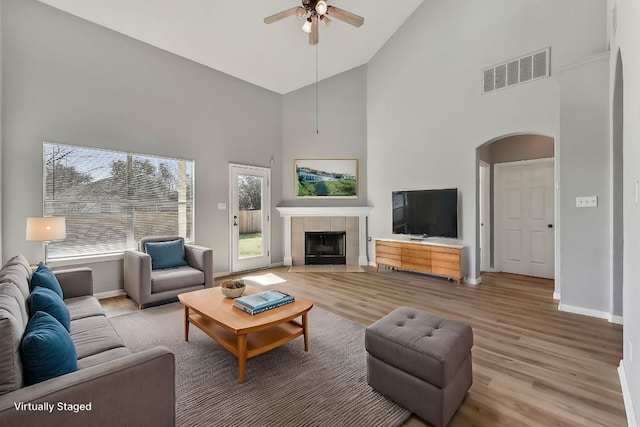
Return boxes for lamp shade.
[26,217,66,241]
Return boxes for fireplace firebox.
[305,231,346,265]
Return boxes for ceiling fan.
[264,1,364,45]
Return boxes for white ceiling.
[38,0,424,94]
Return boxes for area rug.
[109,303,409,427]
[240,272,287,286]
[287,265,365,273]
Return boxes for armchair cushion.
[27,286,71,332]
[144,239,188,270]
[151,267,204,293]
[31,263,63,299]
[21,311,77,386]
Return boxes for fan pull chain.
[316,44,319,135]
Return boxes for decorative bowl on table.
[220,280,246,298]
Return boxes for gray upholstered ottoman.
[365,307,473,427]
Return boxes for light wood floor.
[101,267,625,427]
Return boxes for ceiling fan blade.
[309,16,319,45]
[264,6,305,24]
[326,6,364,27]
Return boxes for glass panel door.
[230,164,270,272]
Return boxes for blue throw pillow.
[31,262,64,299]
[21,311,77,386]
[27,286,71,332]
[144,239,187,270]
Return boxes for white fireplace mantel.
[275,206,374,266]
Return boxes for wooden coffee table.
[178,286,313,383]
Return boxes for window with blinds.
[44,143,194,259]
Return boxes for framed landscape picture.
[295,158,358,198]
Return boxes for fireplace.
[305,231,346,265]
[275,206,373,266]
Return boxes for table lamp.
[25,216,66,265]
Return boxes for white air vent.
[482,47,550,94]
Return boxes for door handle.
[233,215,238,227]
[547,224,553,228]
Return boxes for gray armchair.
[124,236,213,309]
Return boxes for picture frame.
[294,158,358,198]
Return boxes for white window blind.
[44,143,195,259]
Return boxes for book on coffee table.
[233,298,294,315]
[233,290,295,315]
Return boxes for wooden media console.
[375,238,466,286]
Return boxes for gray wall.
[610,0,640,420]
[366,0,607,285]
[281,65,367,206]
[1,0,283,290]
[558,54,610,313]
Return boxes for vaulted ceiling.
[38,0,424,94]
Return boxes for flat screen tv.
[392,188,458,238]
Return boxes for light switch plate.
[576,196,598,208]
[217,203,227,210]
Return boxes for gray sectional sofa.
[0,255,175,426]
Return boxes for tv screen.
[392,189,458,238]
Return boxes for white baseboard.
[94,289,126,300]
[609,314,624,325]
[553,292,561,301]
[558,303,610,320]
[214,271,231,278]
[558,303,624,325]
[619,360,638,427]
[270,261,284,268]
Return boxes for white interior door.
[495,159,554,278]
[479,161,491,271]
[230,164,270,272]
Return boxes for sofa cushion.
[151,266,204,293]
[21,311,77,386]
[0,282,28,326]
[65,296,104,320]
[77,347,131,370]
[145,239,187,270]
[27,286,71,332]
[0,283,28,395]
[31,263,64,299]
[70,316,125,359]
[0,256,32,299]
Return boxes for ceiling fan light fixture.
[301,17,313,33]
[320,15,331,28]
[315,1,328,16]
[316,0,327,16]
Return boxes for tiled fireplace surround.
[275,207,373,266]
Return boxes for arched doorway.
[476,134,555,280]
[611,50,623,320]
